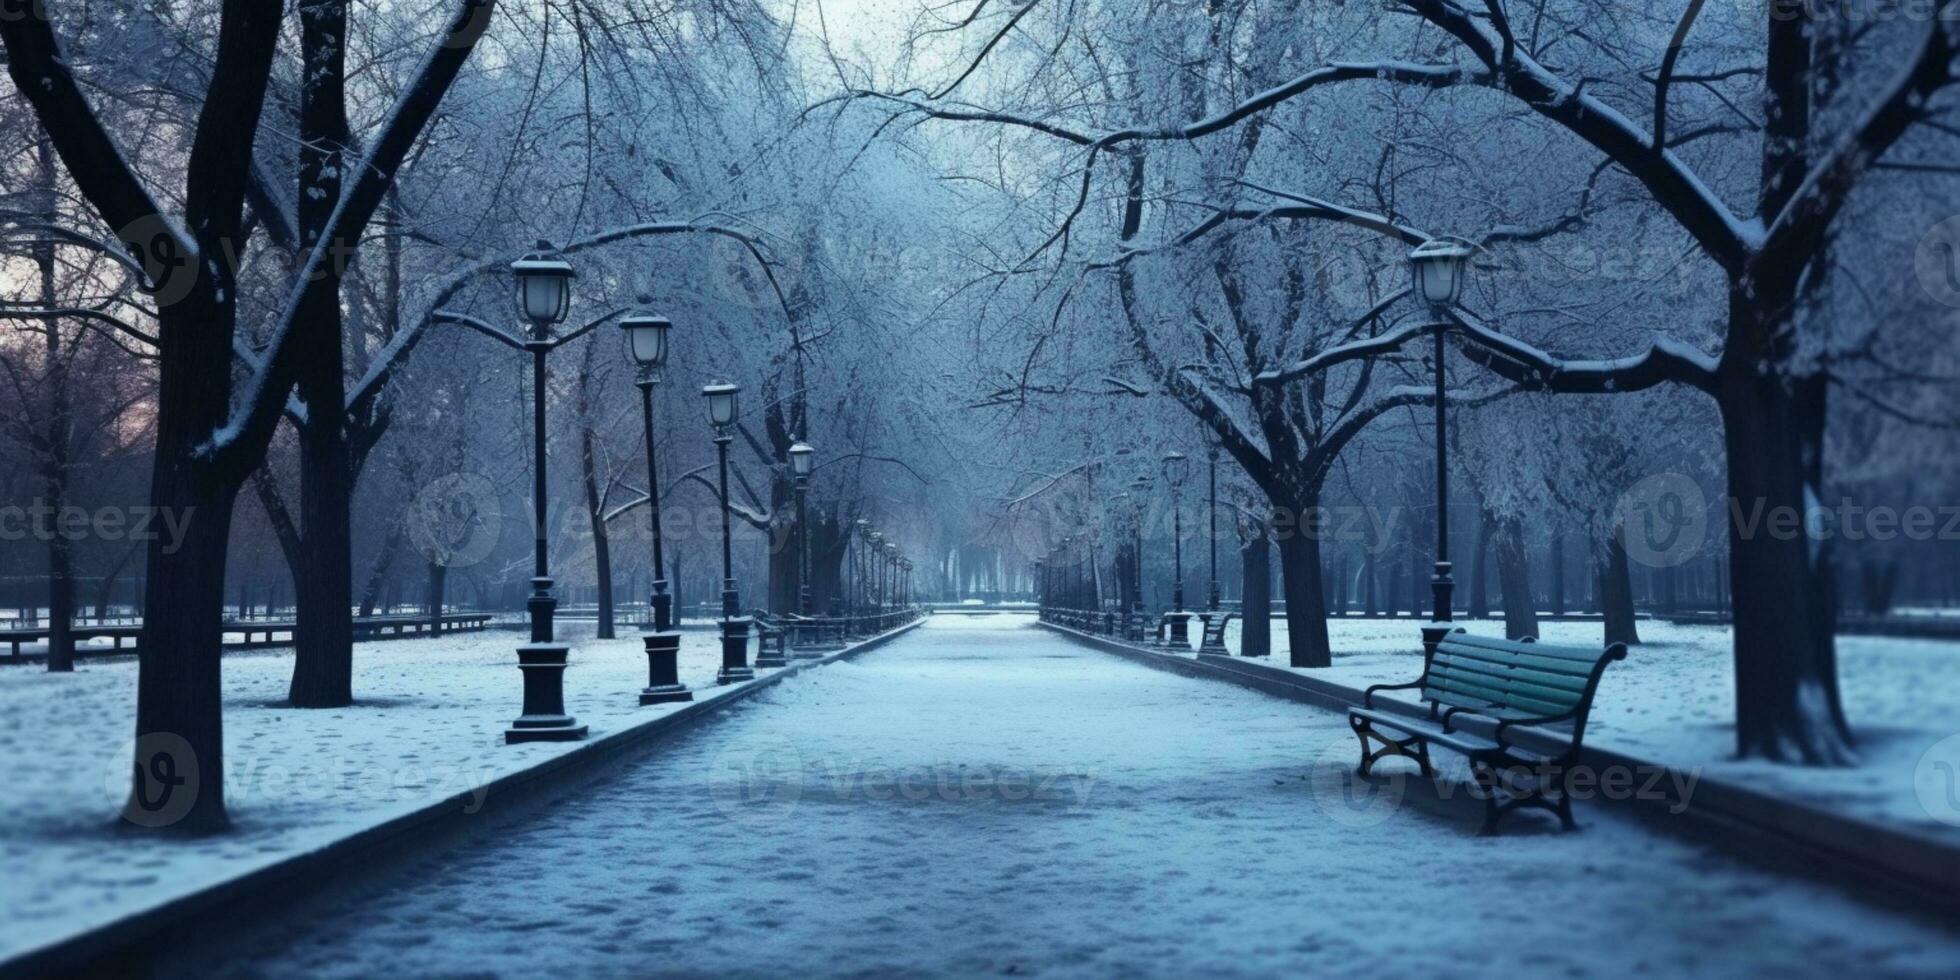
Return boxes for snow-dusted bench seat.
[1348,628,1628,834]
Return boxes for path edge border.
[2,618,926,978]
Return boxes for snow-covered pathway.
[206,616,1960,978]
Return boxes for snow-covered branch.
[1448,309,1720,395]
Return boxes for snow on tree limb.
[1758,4,1960,272]
[0,5,198,273]
[210,0,496,472]
[1447,308,1720,394]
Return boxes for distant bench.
[1197,612,1236,654]
[1347,628,1628,834]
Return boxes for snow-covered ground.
[1218,617,1960,842]
[191,615,1960,978]
[0,623,759,962]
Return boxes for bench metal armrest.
[1439,704,1486,733]
[1362,679,1422,709]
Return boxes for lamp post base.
[717,616,753,684]
[639,630,692,705]
[506,643,587,743]
[526,577,556,644]
[1430,561,1455,625]
[1162,611,1193,649]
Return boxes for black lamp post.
[1410,237,1472,663]
[854,519,871,628]
[790,441,815,617]
[1035,555,1048,620]
[789,440,830,656]
[621,311,691,706]
[1199,443,1230,654]
[1207,444,1221,613]
[1410,238,1471,636]
[869,531,885,613]
[705,380,754,683]
[1131,473,1149,637]
[1162,450,1192,647]
[502,242,588,744]
[1107,491,1130,636]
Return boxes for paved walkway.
[201,617,1960,978]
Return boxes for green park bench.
[1347,628,1628,834]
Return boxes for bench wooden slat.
[1428,668,1587,714]
[1437,636,1600,663]
[1424,675,1572,717]
[1435,644,1599,677]
[1431,653,1590,694]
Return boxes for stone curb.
[1038,621,1960,919]
[1,618,928,978]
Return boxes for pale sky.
[784,0,971,87]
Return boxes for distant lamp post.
[1200,442,1230,654]
[1206,443,1222,613]
[1131,473,1150,633]
[869,531,885,613]
[504,242,586,743]
[1410,238,1473,633]
[1035,555,1048,620]
[854,519,872,627]
[790,441,816,617]
[704,381,754,683]
[620,310,690,706]
[1161,450,1192,648]
[788,440,832,657]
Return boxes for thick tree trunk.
[580,424,615,640]
[424,561,447,629]
[127,473,238,833]
[1600,522,1642,647]
[287,417,354,706]
[358,522,403,618]
[1241,533,1271,658]
[45,513,75,672]
[1717,364,1854,763]
[285,0,355,708]
[34,135,74,672]
[1274,525,1330,668]
[1550,531,1567,616]
[1494,516,1539,640]
[1468,507,1492,619]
